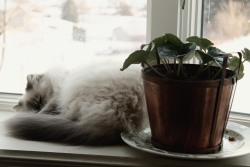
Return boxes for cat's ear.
[26,74,35,91]
[26,74,44,91]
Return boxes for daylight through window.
[0,0,147,93]
[202,0,250,114]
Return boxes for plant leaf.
[164,33,183,47]
[147,49,158,66]
[186,36,213,51]
[207,47,225,56]
[140,44,148,50]
[228,56,244,80]
[195,50,221,67]
[195,50,214,63]
[179,43,196,61]
[150,35,167,48]
[243,48,250,62]
[149,33,183,49]
[120,50,149,71]
[157,42,195,61]
[157,42,179,59]
[207,47,226,65]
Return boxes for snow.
[218,36,250,114]
[0,0,146,93]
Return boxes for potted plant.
[120,33,250,154]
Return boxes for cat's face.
[13,74,53,112]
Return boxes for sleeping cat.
[5,63,148,145]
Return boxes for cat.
[5,62,148,145]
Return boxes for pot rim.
[141,64,237,86]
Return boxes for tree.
[0,0,7,71]
[61,0,78,23]
[116,2,133,16]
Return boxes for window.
[0,0,147,93]
[202,0,250,114]
[0,0,249,115]
[0,1,250,166]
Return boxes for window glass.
[0,0,147,93]
[202,0,250,114]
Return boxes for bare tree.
[116,2,133,16]
[215,1,249,39]
[204,0,250,42]
[61,0,78,23]
[0,0,7,71]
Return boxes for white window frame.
[0,0,250,166]
[0,93,21,112]
[147,0,202,41]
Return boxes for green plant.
[120,33,250,80]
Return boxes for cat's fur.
[5,63,148,145]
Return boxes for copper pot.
[142,64,236,154]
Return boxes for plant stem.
[201,62,216,79]
[193,63,205,79]
[166,59,173,72]
[211,69,222,80]
[160,59,169,77]
[177,59,182,78]
[156,50,160,65]
[146,63,165,78]
[174,58,177,69]
[161,58,171,72]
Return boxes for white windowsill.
[0,111,250,167]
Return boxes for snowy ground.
[0,15,146,93]
[218,36,250,114]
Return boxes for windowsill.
[1,111,250,167]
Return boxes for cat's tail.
[5,113,121,145]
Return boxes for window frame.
[0,93,21,112]
[0,1,250,166]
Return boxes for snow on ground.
[217,36,250,114]
[0,14,146,93]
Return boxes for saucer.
[121,122,250,160]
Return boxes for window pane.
[202,0,250,114]
[0,0,147,93]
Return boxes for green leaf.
[207,47,226,65]
[140,44,148,50]
[120,50,149,71]
[150,33,183,56]
[207,47,225,56]
[243,48,250,62]
[157,42,195,61]
[157,42,179,59]
[228,56,244,80]
[229,56,241,70]
[164,33,183,47]
[179,43,196,61]
[186,36,213,51]
[195,50,214,63]
[147,49,158,66]
[150,35,167,48]
[195,50,221,67]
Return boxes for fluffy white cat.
[5,60,148,145]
